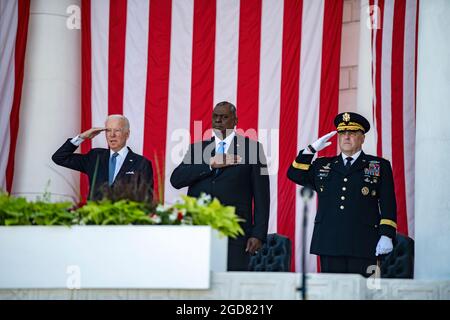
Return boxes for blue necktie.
[109,152,119,185]
[215,142,225,176]
[217,141,225,154]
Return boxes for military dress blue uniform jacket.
[287,150,397,259]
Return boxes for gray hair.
[215,101,237,118]
[105,114,130,131]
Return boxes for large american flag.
[1,0,418,272]
[370,0,418,240]
[0,0,29,195]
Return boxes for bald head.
[212,101,238,139]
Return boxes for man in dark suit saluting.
[170,101,270,271]
[52,115,153,202]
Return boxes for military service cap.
[334,112,370,134]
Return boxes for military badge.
[371,190,376,196]
[361,187,369,196]
[365,162,380,177]
[318,164,331,178]
[318,173,329,178]
[318,168,330,178]
[343,112,350,122]
[370,163,380,176]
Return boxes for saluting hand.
[79,127,106,140]
[309,131,337,152]
[210,154,242,169]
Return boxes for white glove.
[375,235,393,256]
[309,131,337,153]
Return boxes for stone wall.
[1,273,449,300]
[339,0,360,113]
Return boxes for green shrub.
[171,194,245,238]
[77,200,152,225]
[0,192,75,226]
[0,192,244,238]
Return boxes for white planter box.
[0,225,227,289]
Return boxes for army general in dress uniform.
[287,112,397,277]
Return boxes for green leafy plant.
[0,191,244,238]
[149,204,191,225]
[76,200,153,225]
[0,192,75,226]
[171,193,245,238]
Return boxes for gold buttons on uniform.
[342,187,346,191]
[340,205,344,210]
[341,196,345,200]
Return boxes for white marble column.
[415,0,450,280]
[12,0,81,202]
[356,0,376,154]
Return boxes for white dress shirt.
[70,135,84,146]
[214,130,236,153]
[341,150,362,166]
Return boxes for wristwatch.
[307,144,317,154]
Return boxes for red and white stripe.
[0,0,420,272]
[0,0,30,193]
[78,0,344,272]
[371,0,418,238]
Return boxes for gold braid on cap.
[337,121,365,132]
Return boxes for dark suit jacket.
[170,135,270,269]
[287,150,397,259]
[52,139,153,202]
